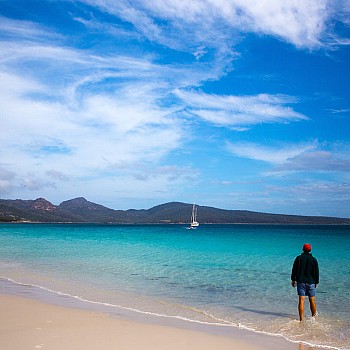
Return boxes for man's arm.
[314,258,319,285]
[291,256,299,287]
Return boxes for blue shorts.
[297,283,316,297]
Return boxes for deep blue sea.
[0,224,349,349]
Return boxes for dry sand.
[0,293,309,350]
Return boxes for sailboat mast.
[191,203,195,222]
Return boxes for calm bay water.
[0,223,349,349]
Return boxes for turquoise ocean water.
[0,223,349,349]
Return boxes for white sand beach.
[0,293,317,350]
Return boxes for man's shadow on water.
[234,305,294,318]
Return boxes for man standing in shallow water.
[291,243,319,321]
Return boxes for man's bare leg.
[309,296,317,317]
[298,296,305,321]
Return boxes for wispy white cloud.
[193,46,208,60]
[327,108,350,114]
[226,140,350,174]
[176,90,308,129]
[226,141,316,164]
[265,181,350,216]
[46,170,70,182]
[222,180,350,217]
[22,175,56,191]
[221,0,329,48]
[79,0,348,50]
[0,16,62,41]
[267,181,350,199]
[273,150,350,172]
[72,16,138,40]
[0,167,16,195]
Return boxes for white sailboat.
[189,203,199,228]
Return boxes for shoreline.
[0,278,318,350]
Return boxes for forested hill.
[1,197,350,224]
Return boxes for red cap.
[303,243,312,252]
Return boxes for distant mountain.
[0,198,84,223]
[59,197,126,223]
[1,197,350,224]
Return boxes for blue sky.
[1,0,350,217]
